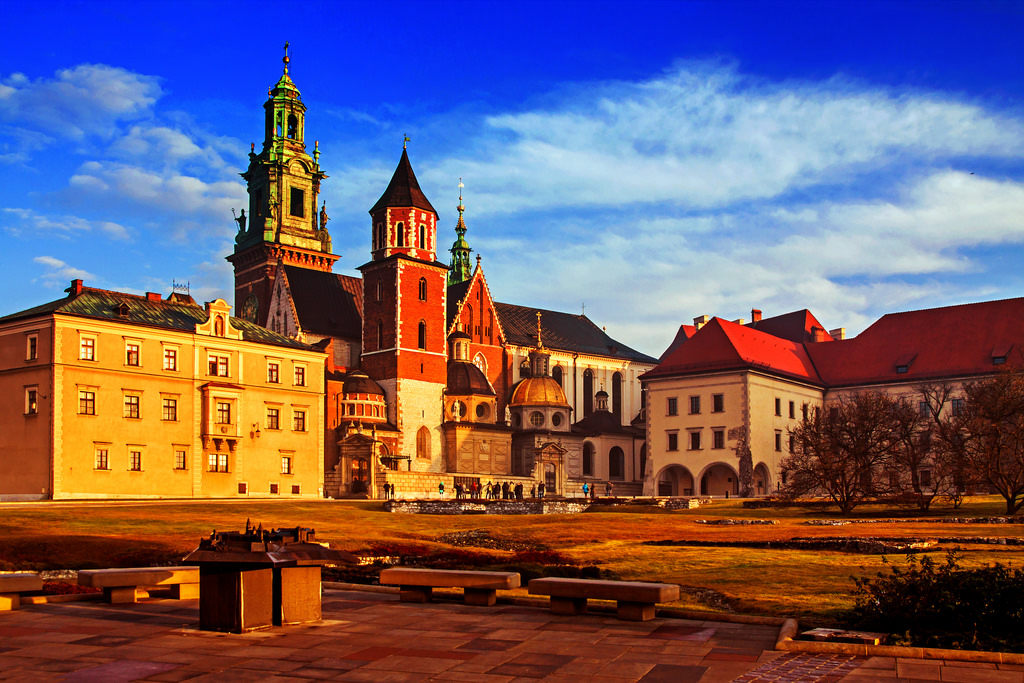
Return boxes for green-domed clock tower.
[227,43,338,325]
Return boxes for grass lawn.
[1,496,1021,624]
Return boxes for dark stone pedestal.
[199,567,274,633]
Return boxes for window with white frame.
[125,341,140,366]
[26,334,38,361]
[281,455,293,475]
[293,409,306,432]
[80,335,96,361]
[95,448,109,470]
[294,365,306,386]
[79,389,96,415]
[25,387,38,415]
[124,394,140,419]
[267,407,280,430]
[163,347,178,371]
[174,449,187,470]
[208,354,229,377]
[129,450,142,471]
[216,401,232,425]
[267,361,280,383]
[162,397,177,421]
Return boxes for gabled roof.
[495,302,657,364]
[747,309,834,343]
[643,317,822,385]
[446,279,473,329]
[281,266,362,341]
[0,286,311,350]
[659,324,697,361]
[369,148,437,214]
[445,264,507,345]
[808,297,1024,387]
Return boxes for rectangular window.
[667,397,678,416]
[789,435,795,453]
[124,395,140,419]
[802,403,809,420]
[267,407,280,430]
[162,397,177,421]
[712,429,724,449]
[80,336,95,361]
[294,366,306,386]
[919,401,930,418]
[208,355,229,377]
[291,485,301,495]
[667,432,678,451]
[293,409,306,432]
[290,187,304,217]
[267,362,280,383]
[712,394,724,413]
[79,390,96,415]
[25,388,38,415]
[95,448,109,470]
[125,342,140,366]
[270,483,280,495]
[775,431,782,452]
[207,453,229,472]
[789,401,795,419]
[774,397,781,416]
[216,401,231,425]
[163,347,178,371]
[174,449,187,470]
[920,469,932,488]
[951,398,965,417]
[689,396,701,415]
[688,431,701,450]
[281,456,292,475]
[129,450,142,471]
[26,334,38,361]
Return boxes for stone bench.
[528,577,680,621]
[379,568,520,606]
[78,566,200,604]
[0,573,44,611]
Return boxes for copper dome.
[446,360,495,396]
[509,377,570,408]
[342,370,385,396]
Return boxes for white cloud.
[33,255,94,284]
[1,207,130,240]
[0,65,161,140]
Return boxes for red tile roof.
[809,297,1024,387]
[659,324,697,361]
[369,148,437,215]
[644,317,822,385]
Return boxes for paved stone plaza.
[0,589,1020,682]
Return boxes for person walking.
[538,482,546,498]
[438,481,445,498]
[582,482,589,498]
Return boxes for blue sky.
[2,1,1023,356]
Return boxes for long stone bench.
[528,577,680,621]
[379,568,520,606]
[0,573,44,611]
[78,566,200,604]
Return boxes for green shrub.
[847,550,1024,651]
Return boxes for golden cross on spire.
[283,41,290,73]
[403,134,410,150]
[536,311,544,349]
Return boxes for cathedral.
[228,52,657,499]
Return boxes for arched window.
[583,443,595,477]
[418,277,427,301]
[287,114,298,139]
[375,279,383,302]
[416,426,430,459]
[465,305,473,335]
[396,222,405,247]
[473,352,488,376]
[552,365,563,386]
[612,371,623,424]
[214,316,224,336]
[376,320,384,349]
[417,321,426,350]
[418,224,426,250]
[583,369,595,417]
[375,223,385,249]
[609,446,625,480]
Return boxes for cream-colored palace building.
[0,280,325,500]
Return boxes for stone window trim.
[94,446,110,471]
[25,333,38,362]
[689,395,701,415]
[208,354,230,378]
[174,448,188,471]
[666,430,679,452]
[290,186,305,218]
[128,449,143,472]
[667,397,678,416]
[161,396,178,422]
[294,365,306,387]
[208,452,229,473]
[266,407,281,430]
[712,393,725,413]
[25,386,39,416]
[281,454,293,475]
[687,429,702,451]
[712,428,725,450]
[292,408,307,432]
[215,401,232,425]
[79,334,97,361]
[162,346,179,371]
[267,360,281,384]
[125,340,141,367]
[79,388,97,416]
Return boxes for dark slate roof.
[282,266,362,341]
[572,410,641,436]
[0,287,311,350]
[494,302,657,364]
[369,148,437,214]
[747,309,834,343]
[446,279,473,329]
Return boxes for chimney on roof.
[693,314,710,330]
[66,279,83,297]
[732,318,746,325]
[829,327,846,341]
[145,292,162,302]
[751,308,762,322]
[811,326,831,342]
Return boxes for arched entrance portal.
[700,463,740,497]
[656,465,694,496]
[753,463,771,496]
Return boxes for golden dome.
[509,377,570,408]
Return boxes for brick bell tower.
[227,43,338,325]
[359,142,449,469]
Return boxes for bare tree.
[886,395,944,511]
[919,381,972,508]
[782,392,901,513]
[956,371,1024,514]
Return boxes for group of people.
[383,479,616,500]
[381,482,397,499]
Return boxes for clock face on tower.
[240,295,259,323]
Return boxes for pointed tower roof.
[370,148,437,214]
[448,178,472,285]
